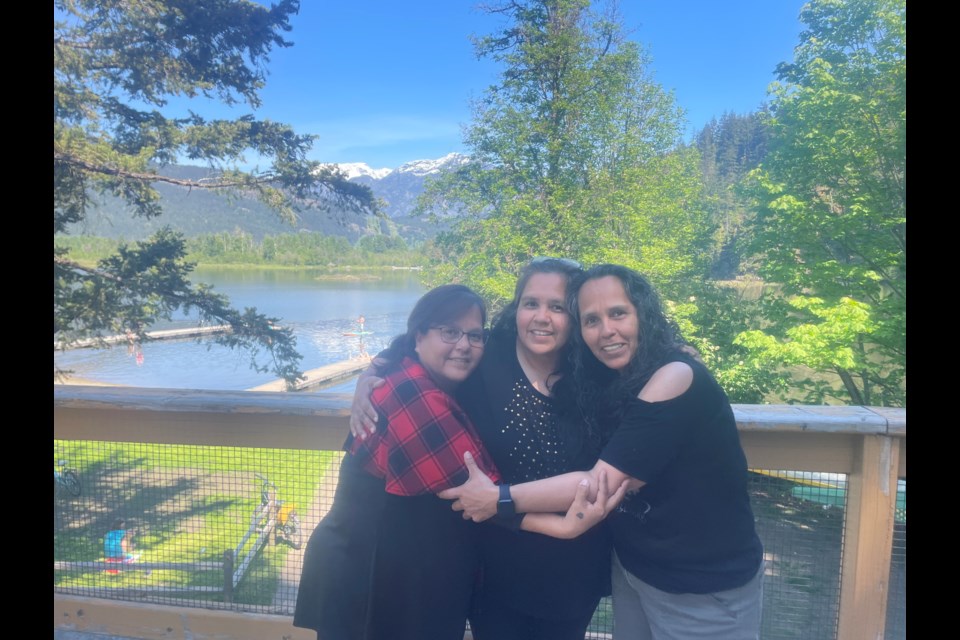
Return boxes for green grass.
[54,440,339,606]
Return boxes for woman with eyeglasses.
[350,258,612,640]
[293,284,501,640]
[441,265,764,640]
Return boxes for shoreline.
[55,374,126,387]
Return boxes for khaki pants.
[611,551,764,640]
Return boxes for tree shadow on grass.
[54,453,247,599]
[53,442,325,609]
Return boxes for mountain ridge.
[63,153,469,243]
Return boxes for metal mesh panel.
[54,439,342,614]
[750,470,845,640]
[587,596,614,638]
[885,479,907,640]
[55,440,906,639]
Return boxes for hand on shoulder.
[637,361,693,403]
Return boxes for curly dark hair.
[567,264,687,443]
[378,284,486,376]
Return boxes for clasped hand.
[437,452,628,534]
[552,470,626,539]
[437,451,499,522]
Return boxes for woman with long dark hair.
[443,264,764,640]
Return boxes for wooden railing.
[53,386,905,640]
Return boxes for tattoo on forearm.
[576,512,584,520]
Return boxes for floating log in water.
[56,325,232,350]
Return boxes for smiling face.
[515,272,573,360]
[577,275,640,373]
[414,305,485,392]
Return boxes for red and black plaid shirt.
[349,357,500,496]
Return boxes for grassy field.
[54,439,338,607]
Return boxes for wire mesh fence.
[748,470,906,640]
[54,441,905,639]
[750,471,845,640]
[53,439,342,614]
[886,481,907,640]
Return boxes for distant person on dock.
[356,337,370,361]
[125,329,139,356]
[358,315,366,333]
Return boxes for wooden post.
[223,549,234,604]
[837,434,901,640]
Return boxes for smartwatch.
[497,483,516,520]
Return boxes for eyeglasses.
[530,256,583,270]
[429,326,489,347]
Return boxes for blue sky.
[188,1,807,169]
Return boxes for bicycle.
[54,460,81,498]
[251,473,302,550]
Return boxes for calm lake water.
[54,267,425,391]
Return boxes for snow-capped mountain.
[339,153,469,219]
[335,152,468,182]
[391,153,470,177]
[335,163,393,180]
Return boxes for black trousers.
[469,592,600,640]
[368,492,480,640]
[293,455,386,640]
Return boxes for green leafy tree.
[418,0,778,402]
[54,0,376,384]
[421,0,701,304]
[740,0,905,405]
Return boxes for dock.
[248,357,372,392]
[56,325,231,350]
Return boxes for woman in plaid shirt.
[294,284,501,640]
[349,258,612,640]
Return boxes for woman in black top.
[442,264,764,640]
[352,258,611,640]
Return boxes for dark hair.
[111,519,125,530]
[491,258,583,341]
[491,258,586,459]
[568,264,686,441]
[379,284,486,374]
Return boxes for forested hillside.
[66,165,398,242]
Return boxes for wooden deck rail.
[54,386,905,640]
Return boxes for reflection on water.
[54,268,425,391]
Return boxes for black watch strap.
[497,483,515,519]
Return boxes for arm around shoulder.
[349,364,386,438]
